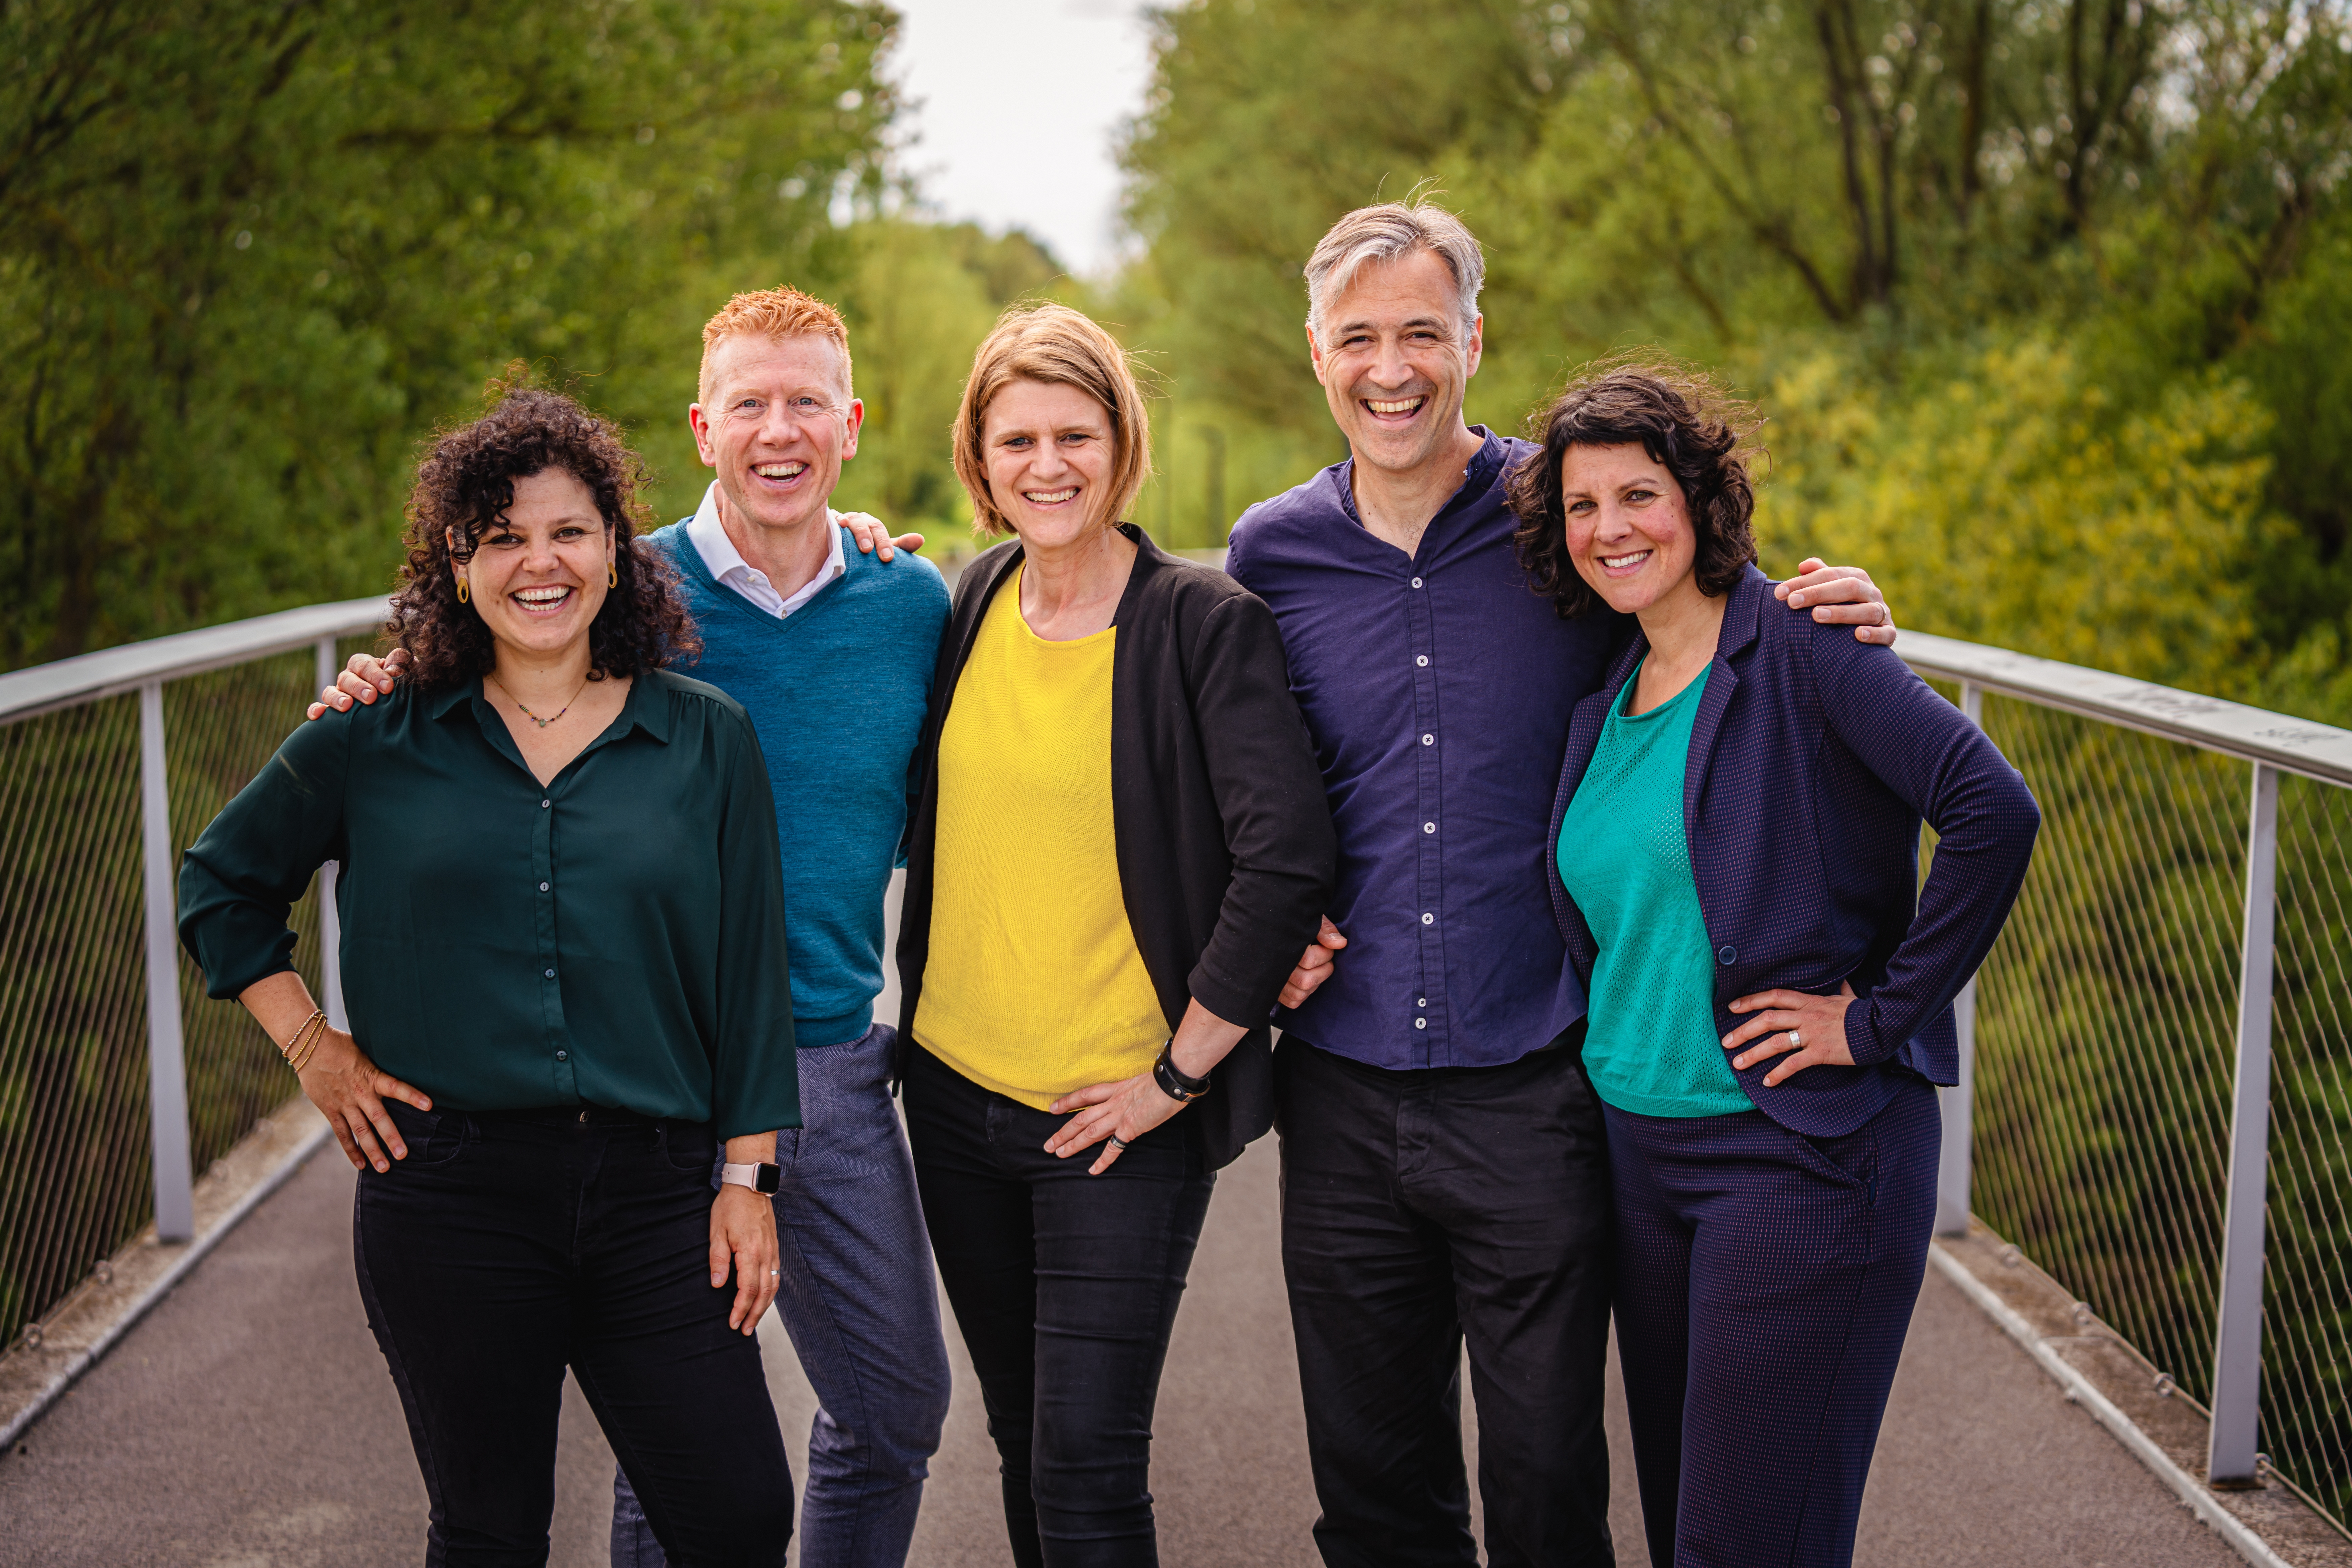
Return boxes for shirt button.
[1410,576,1424,589]
[1415,1018,1427,1030]
[1717,945,1737,965]
[539,881,550,892]
[555,1050,568,1061]
[1417,997,1427,1007]
[1421,912,1434,925]
[541,799,551,809]
[1416,655,1429,667]
[544,968,556,978]
[1424,822,1435,833]
[1421,733,1434,746]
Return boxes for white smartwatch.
[720,1162,782,1195]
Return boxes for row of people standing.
[177,198,2038,1568]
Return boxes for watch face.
[755,1162,782,1195]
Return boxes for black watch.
[1153,1040,1212,1104]
[720,1161,782,1195]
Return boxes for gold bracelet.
[289,1027,326,1074]
[280,1009,326,1068]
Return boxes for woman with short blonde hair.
[897,303,1335,1566]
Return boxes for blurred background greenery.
[6,0,2349,722]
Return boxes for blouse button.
[555,1050,568,1061]
[539,881,550,892]
[544,968,556,978]
[541,799,551,809]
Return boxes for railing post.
[138,679,195,1243]
[1936,682,1984,1236]
[313,637,348,1031]
[2210,761,2280,1486]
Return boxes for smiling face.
[1560,442,1703,617]
[455,467,613,661]
[1307,247,1482,480]
[979,378,1118,552]
[688,332,863,536]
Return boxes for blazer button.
[1717,944,1737,965]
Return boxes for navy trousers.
[1606,1074,1939,1568]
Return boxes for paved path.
[0,1120,2244,1567]
[0,868,2248,1565]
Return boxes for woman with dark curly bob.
[178,383,800,1566]
[1511,363,2040,1568]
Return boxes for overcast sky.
[883,0,1158,277]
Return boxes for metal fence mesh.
[2265,774,2352,1520]
[0,636,372,1349]
[0,695,149,1349]
[1959,688,2350,1524]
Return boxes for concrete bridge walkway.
[0,1122,2247,1567]
[0,878,2257,1565]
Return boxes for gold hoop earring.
[608,561,618,589]
[455,577,470,605]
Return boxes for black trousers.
[1276,1037,1615,1568]
[903,1046,1216,1568]
[355,1100,793,1568]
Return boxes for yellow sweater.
[913,571,1170,1107]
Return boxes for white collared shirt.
[683,481,846,618]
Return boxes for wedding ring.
[1788,1031,1803,1048]
[1109,1134,1130,1151]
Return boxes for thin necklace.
[487,672,591,729]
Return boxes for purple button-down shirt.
[1227,430,1626,1070]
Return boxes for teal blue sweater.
[645,522,951,1046]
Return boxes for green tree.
[0,0,899,670]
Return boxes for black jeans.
[355,1100,793,1568]
[1276,1037,1616,1568]
[903,1046,1216,1568]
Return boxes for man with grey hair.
[1226,199,1897,1566]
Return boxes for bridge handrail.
[0,596,392,728]
[0,592,2345,1530]
[1896,630,2352,787]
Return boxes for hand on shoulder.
[1775,558,1897,646]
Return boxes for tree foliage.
[0,0,897,668]
[1118,0,2352,710]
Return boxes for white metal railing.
[0,597,386,1259]
[0,595,2344,1520]
[1896,630,2349,1495]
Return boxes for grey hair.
[1303,201,1486,346]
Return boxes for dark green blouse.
[177,669,799,1138]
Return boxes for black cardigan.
[896,526,1338,1168]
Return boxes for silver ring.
[1787,1031,1803,1049]
[1109,1134,1130,1151]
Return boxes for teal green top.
[176,670,799,1139]
[1555,663,1751,1118]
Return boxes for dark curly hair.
[386,377,698,688]
[1506,359,1763,619]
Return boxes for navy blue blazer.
[1546,567,2040,1138]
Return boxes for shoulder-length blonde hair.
[952,303,1152,537]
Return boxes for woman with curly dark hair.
[1512,363,2040,1568]
[177,384,800,1566]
